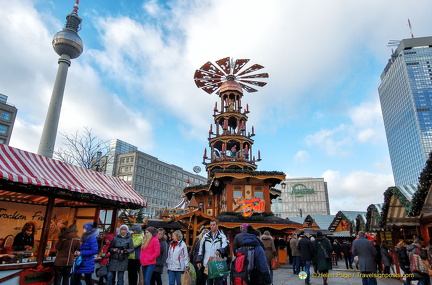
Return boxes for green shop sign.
[290,183,315,196]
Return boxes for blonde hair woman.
[167,230,189,285]
[140,227,160,285]
[191,228,209,285]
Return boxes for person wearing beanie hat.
[140,227,160,285]
[71,222,99,285]
[107,225,134,285]
[98,233,114,284]
[128,225,144,285]
[312,230,332,285]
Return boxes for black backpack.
[231,246,255,285]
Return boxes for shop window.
[254,191,263,199]
[234,191,242,199]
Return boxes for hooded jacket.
[54,230,81,267]
[197,229,228,267]
[242,233,272,285]
[167,240,190,271]
[74,228,99,274]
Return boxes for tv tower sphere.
[52,8,83,59]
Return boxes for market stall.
[0,144,147,284]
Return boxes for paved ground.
[157,263,406,284]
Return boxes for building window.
[254,191,263,199]
[1,112,11,121]
[233,191,242,199]
[0,125,7,134]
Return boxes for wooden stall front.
[0,145,147,284]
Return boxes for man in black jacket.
[297,233,314,285]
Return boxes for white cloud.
[293,150,310,164]
[323,169,394,214]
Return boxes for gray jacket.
[352,237,377,272]
[108,233,134,272]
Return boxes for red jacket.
[140,236,160,266]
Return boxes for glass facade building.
[378,36,432,186]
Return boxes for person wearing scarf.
[140,227,160,285]
[166,230,190,285]
[71,222,99,285]
[107,224,134,285]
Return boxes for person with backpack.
[53,224,81,285]
[128,225,145,285]
[231,225,271,285]
[197,220,228,285]
[312,231,332,285]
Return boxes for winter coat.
[197,230,228,267]
[74,229,99,274]
[407,243,428,279]
[154,235,168,273]
[140,235,160,266]
[340,242,352,257]
[190,237,201,266]
[290,237,300,256]
[108,233,134,272]
[129,232,144,260]
[233,232,247,253]
[312,236,333,272]
[395,245,410,272]
[352,237,377,272]
[380,245,393,266]
[12,232,34,251]
[297,236,314,262]
[100,242,112,266]
[261,234,276,267]
[167,240,190,272]
[242,233,272,285]
[54,230,81,267]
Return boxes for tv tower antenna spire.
[408,19,414,38]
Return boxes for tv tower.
[37,0,83,157]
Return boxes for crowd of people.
[46,220,432,285]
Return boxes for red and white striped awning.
[0,144,147,208]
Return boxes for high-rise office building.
[378,36,432,186]
[0,94,18,145]
[106,139,207,217]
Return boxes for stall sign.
[20,265,54,285]
[235,197,265,217]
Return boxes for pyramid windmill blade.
[238,82,258,93]
[239,80,267,87]
[201,82,223,94]
[238,73,269,79]
[237,64,264,76]
[232,59,250,74]
[198,61,226,77]
[215,57,231,75]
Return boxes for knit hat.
[105,234,114,242]
[146,226,156,236]
[83,222,97,231]
[119,224,129,232]
[241,223,249,228]
[133,225,143,234]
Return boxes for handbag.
[271,256,281,270]
[207,257,229,279]
[96,265,108,277]
[181,267,194,285]
[410,253,429,275]
[72,255,82,273]
[319,242,332,261]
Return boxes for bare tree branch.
[54,127,111,171]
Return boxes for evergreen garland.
[210,169,285,176]
[409,151,432,216]
[218,211,274,221]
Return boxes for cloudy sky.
[1,0,432,214]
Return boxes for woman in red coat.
[140,227,160,285]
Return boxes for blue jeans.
[107,271,124,285]
[360,272,377,285]
[304,261,311,284]
[292,256,301,274]
[142,264,156,285]
[205,275,223,285]
[168,270,183,285]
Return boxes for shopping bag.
[96,265,108,277]
[181,267,193,285]
[410,253,429,275]
[207,257,229,279]
[271,256,281,270]
[188,262,197,282]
